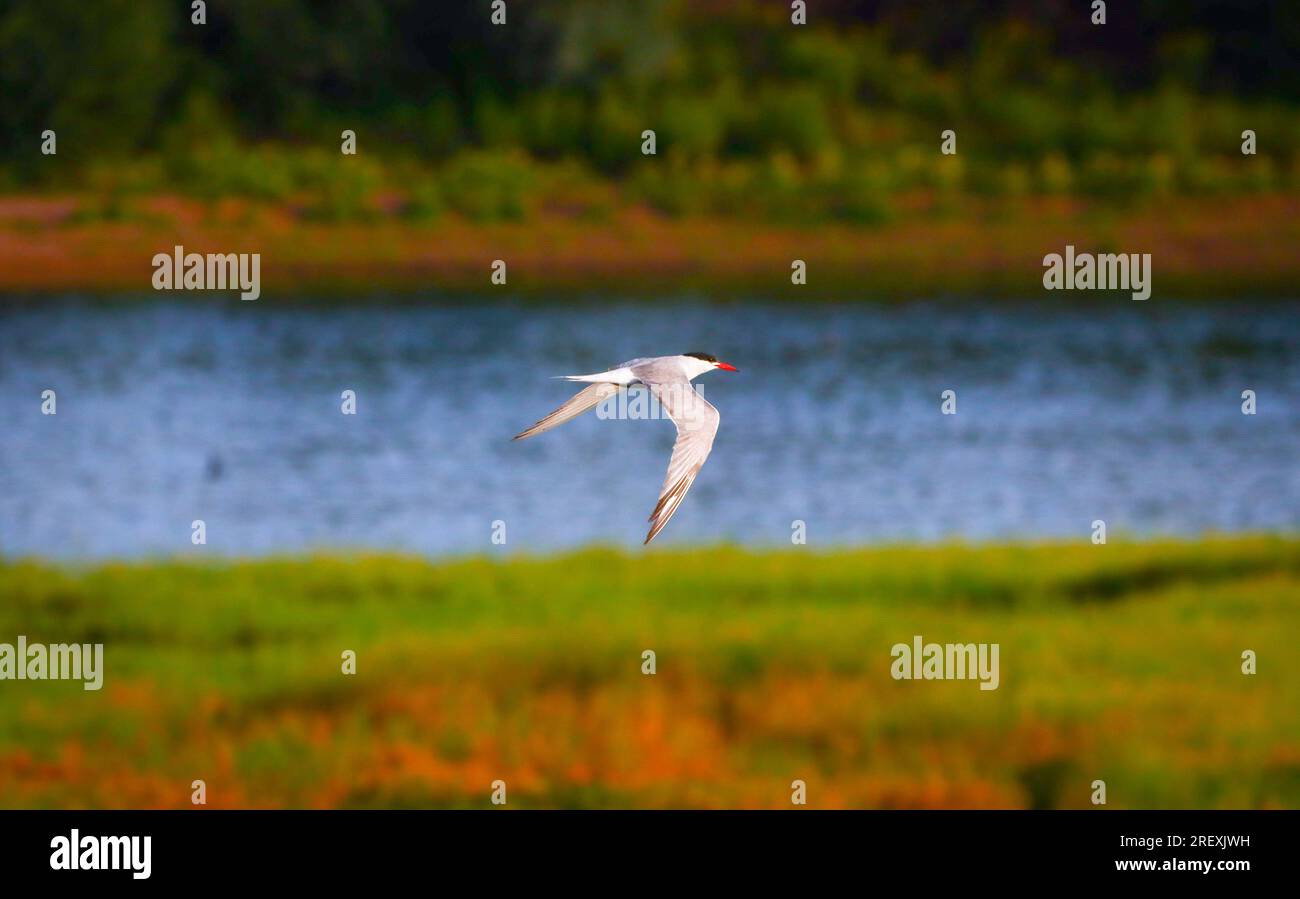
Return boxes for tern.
[514,352,739,544]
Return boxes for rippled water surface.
[1,297,1297,558]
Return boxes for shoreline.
[1,193,1297,299]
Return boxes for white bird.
[514,352,739,544]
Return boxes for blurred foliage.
[0,537,1297,808]
[1,0,1298,221]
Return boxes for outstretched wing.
[513,382,620,440]
[642,378,720,544]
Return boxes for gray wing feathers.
[643,380,720,544]
[513,382,620,441]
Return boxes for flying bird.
[514,352,738,544]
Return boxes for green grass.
[1,537,1297,808]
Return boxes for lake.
[1,296,1297,558]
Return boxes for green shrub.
[439,150,537,221]
[402,179,445,222]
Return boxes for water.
[1,297,1297,559]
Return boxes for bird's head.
[684,351,738,376]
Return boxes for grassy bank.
[1,193,1299,298]
[1,536,1297,808]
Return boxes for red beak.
[715,362,738,372]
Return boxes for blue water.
[1,296,1297,558]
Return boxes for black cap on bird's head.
[685,351,738,372]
